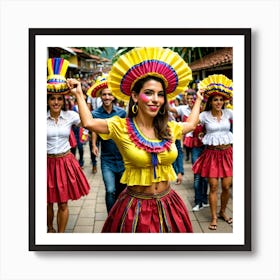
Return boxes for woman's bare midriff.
[128,181,170,195]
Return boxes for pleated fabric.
[47,152,90,203]
[192,146,233,178]
[102,188,193,233]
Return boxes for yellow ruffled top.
[99,116,184,186]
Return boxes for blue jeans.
[172,140,184,175]
[88,137,97,167]
[71,126,84,167]
[101,160,126,213]
[192,146,208,206]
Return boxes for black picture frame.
[29,28,251,251]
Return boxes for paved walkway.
[53,144,233,233]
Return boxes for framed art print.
[29,28,251,251]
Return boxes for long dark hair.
[204,94,225,111]
[128,75,171,140]
[47,94,67,111]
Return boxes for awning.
[68,63,78,68]
[59,47,76,55]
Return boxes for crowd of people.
[46,47,233,233]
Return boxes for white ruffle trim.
[202,132,233,146]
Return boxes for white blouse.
[200,109,233,146]
[174,104,191,120]
[174,105,193,137]
[47,110,80,154]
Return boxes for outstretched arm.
[66,79,109,134]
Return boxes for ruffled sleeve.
[98,115,124,142]
[199,111,206,125]
[168,121,184,140]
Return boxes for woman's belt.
[126,186,171,199]
[206,144,232,150]
[47,150,70,158]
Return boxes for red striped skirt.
[102,187,193,233]
[192,146,233,178]
[47,151,90,203]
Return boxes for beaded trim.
[126,118,172,152]
[126,118,172,178]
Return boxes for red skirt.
[192,146,233,178]
[102,187,193,233]
[183,136,193,148]
[47,151,90,203]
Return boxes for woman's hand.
[196,88,205,102]
[66,78,83,97]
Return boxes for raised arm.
[66,78,109,134]
[182,89,204,134]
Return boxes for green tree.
[112,47,219,64]
[77,47,108,56]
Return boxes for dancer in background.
[47,58,90,233]
[183,92,209,211]
[170,90,209,211]
[192,74,233,230]
[189,116,209,212]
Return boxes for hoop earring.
[159,107,166,115]
[132,103,138,114]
